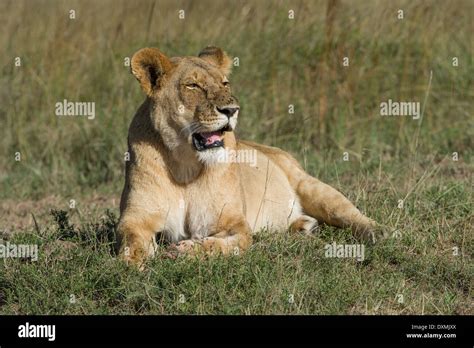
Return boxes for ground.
[0,158,472,314]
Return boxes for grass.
[0,0,472,314]
[0,179,472,315]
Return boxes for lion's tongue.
[201,131,223,146]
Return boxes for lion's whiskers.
[181,122,201,137]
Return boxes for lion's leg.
[170,217,252,256]
[201,217,253,255]
[117,212,162,267]
[296,175,377,242]
[239,142,378,242]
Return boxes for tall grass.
[0,0,472,200]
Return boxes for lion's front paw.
[167,237,237,257]
[167,239,202,257]
[201,237,232,255]
[119,244,148,270]
[175,240,197,253]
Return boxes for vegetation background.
[0,0,472,314]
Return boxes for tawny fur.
[117,46,378,267]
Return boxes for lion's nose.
[217,106,239,118]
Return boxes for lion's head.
[131,46,239,166]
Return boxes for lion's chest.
[185,201,219,240]
[159,165,242,242]
[168,180,242,240]
[161,186,235,242]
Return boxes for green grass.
[1,157,472,315]
[0,0,473,314]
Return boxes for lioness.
[117,46,378,266]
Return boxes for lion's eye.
[186,83,200,90]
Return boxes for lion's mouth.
[192,125,231,151]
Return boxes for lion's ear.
[198,46,233,76]
[131,48,174,97]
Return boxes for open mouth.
[192,125,231,151]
